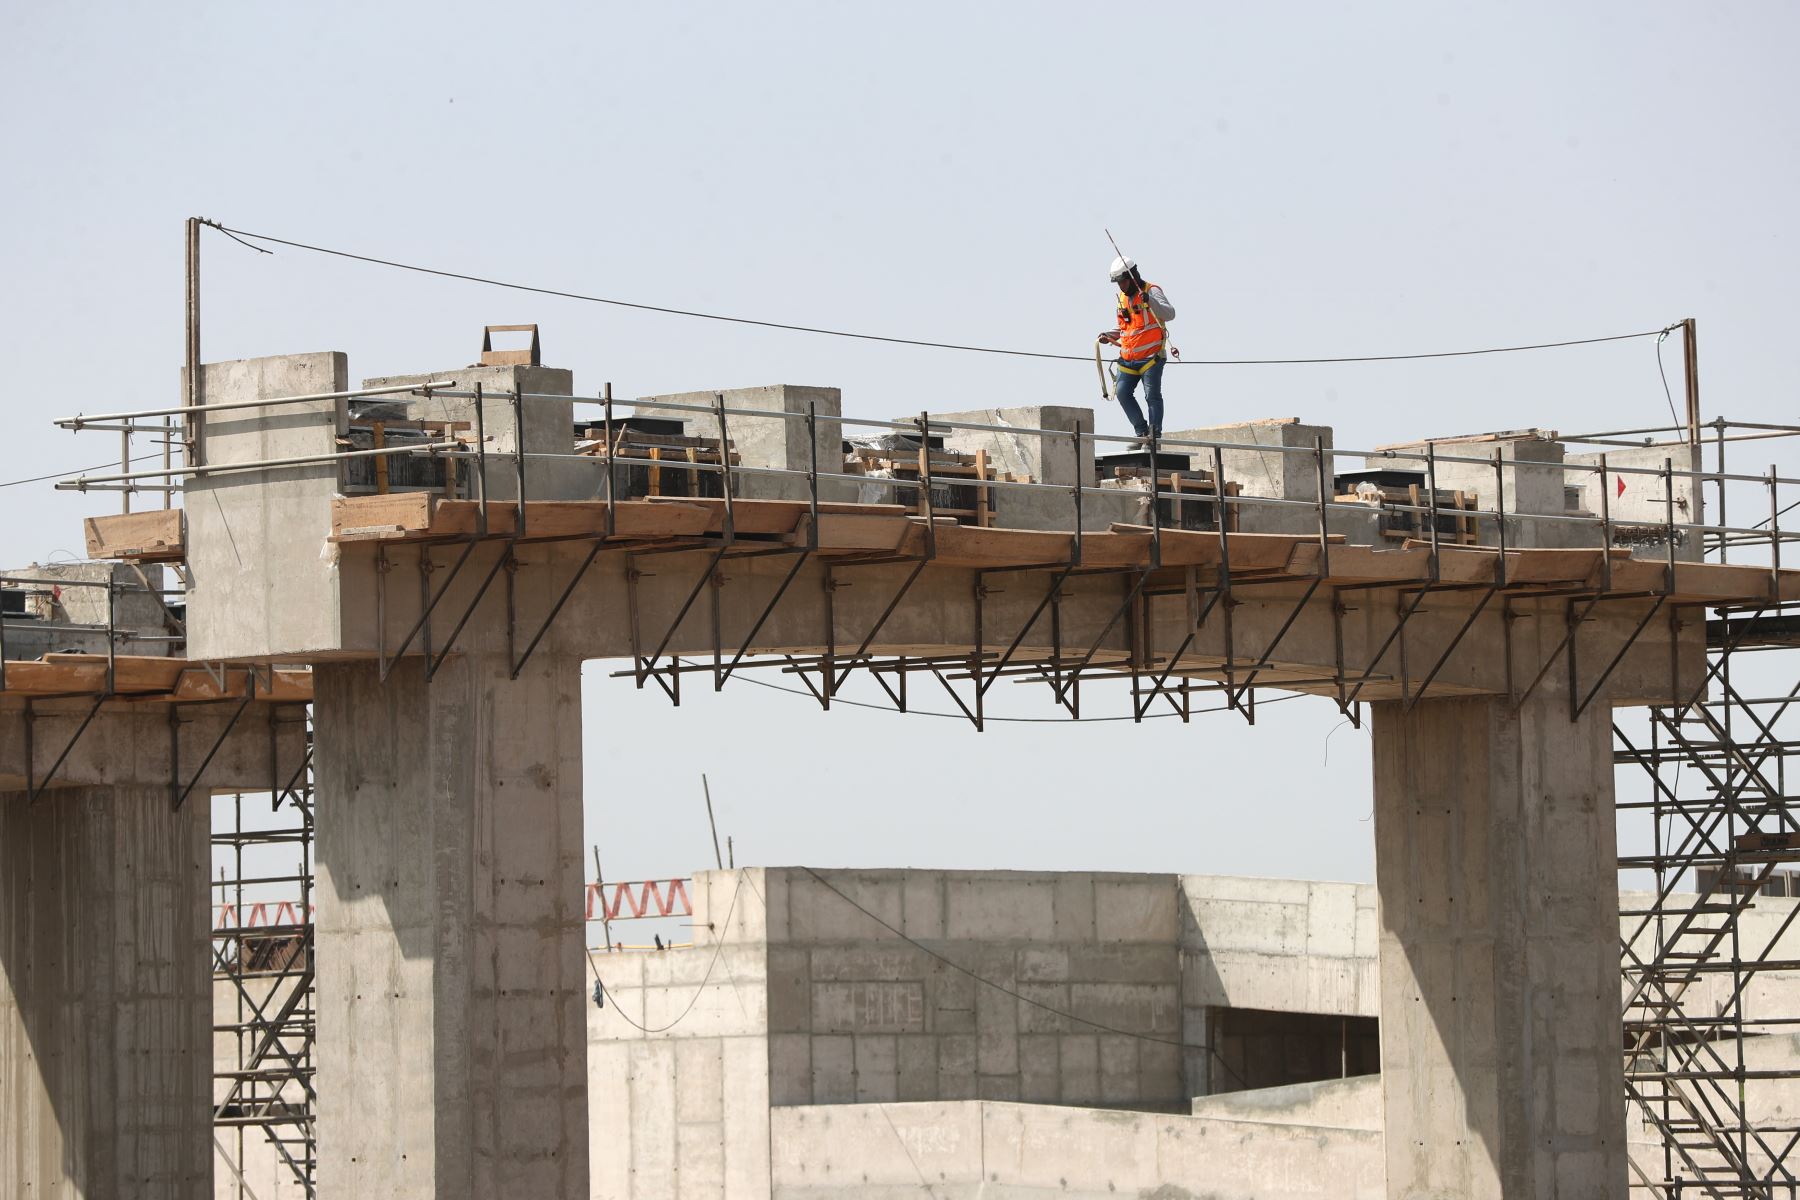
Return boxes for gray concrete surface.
[313,649,589,1200]
[768,1097,1385,1198]
[589,867,1389,1199]
[1373,687,1626,1199]
[1165,418,1336,535]
[0,698,305,795]
[1,562,178,654]
[1568,441,1706,562]
[367,363,602,504]
[638,385,854,503]
[0,786,210,1199]
[184,352,349,662]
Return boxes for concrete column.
[0,786,211,1199]
[313,651,588,1199]
[1372,691,1626,1198]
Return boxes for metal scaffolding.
[212,711,316,1198]
[1617,425,1800,1196]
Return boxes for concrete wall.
[1189,1071,1381,1129]
[0,786,211,1199]
[586,868,1397,1199]
[757,868,1186,1112]
[1567,441,1706,562]
[185,352,348,661]
[0,562,175,653]
[588,869,773,1199]
[769,1098,1385,1198]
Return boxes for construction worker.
[1098,257,1176,445]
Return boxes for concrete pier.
[0,786,210,1199]
[312,651,589,1200]
[1372,689,1626,1198]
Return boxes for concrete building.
[221,862,1800,1197]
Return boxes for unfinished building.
[3,325,1798,1198]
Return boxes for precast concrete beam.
[312,643,588,1199]
[1372,686,1627,1198]
[322,539,1707,707]
[0,699,308,797]
[0,786,211,1198]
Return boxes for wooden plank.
[1076,531,1154,568]
[331,492,436,537]
[372,421,389,495]
[975,449,990,529]
[1110,526,1345,571]
[431,500,713,541]
[0,659,108,695]
[1312,544,1434,583]
[82,509,185,561]
[794,513,927,554]
[646,497,908,536]
[927,524,1076,568]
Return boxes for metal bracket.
[25,694,107,806]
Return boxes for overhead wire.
[0,452,163,490]
[586,871,745,1034]
[1654,328,1684,431]
[203,220,1671,368]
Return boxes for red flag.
[1615,477,1626,499]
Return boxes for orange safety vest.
[1115,282,1167,367]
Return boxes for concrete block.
[627,1041,677,1197]
[766,947,811,1034]
[1053,874,1097,940]
[977,1073,1022,1101]
[1060,1035,1101,1104]
[185,352,350,660]
[807,944,925,983]
[675,1121,726,1198]
[1094,877,1179,942]
[902,872,945,939]
[674,1040,723,1124]
[767,1034,812,1105]
[944,876,1058,941]
[1306,882,1360,957]
[1016,945,1070,982]
[1067,943,1179,985]
[638,385,852,503]
[976,984,1019,1075]
[809,1035,855,1104]
[896,1035,938,1101]
[1187,896,1308,956]
[1016,983,1070,1033]
[853,1035,899,1103]
[1099,1035,1139,1104]
[1069,982,1179,1036]
[938,1035,977,1076]
[810,981,926,1035]
[1019,1035,1061,1102]
[785,871,904,942]
[720,1035,771,1196]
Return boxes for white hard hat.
[1108,255,1136,282]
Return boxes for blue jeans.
[1114,357,1165,438]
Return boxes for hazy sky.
[4,3,1796,894]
